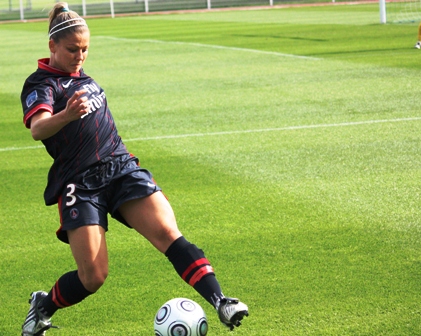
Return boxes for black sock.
[38,270,93,317]
[165,236,224,307]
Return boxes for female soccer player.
[20,3,248,335]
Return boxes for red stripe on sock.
[52,288,63,308]
[52,282,71,308]
[189,265,214,286]
[181,258,209,281]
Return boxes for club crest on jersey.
[26,90,38,108]
[69,208,79,220]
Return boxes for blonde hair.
[48,2,88,41]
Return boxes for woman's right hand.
[64,89,90,122]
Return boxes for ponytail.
[48,2,88,41]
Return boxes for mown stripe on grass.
[2,117,420,152]
[96,35,321,60]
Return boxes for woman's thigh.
[118,191,182,253]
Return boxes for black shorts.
[56,154,161,243]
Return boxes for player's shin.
[38,270,94,317]
[165,236,224,307]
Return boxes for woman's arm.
[30,89,90,141]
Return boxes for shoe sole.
[223,310,249,330]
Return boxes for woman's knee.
[78,266,108,292]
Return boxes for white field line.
[2,117,420,152]
[95,36,321,60]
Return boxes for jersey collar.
[38,58,82,77]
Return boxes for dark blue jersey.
[21,58,128,205]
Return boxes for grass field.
[1,4,421,335]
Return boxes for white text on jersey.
[80,83,106,119]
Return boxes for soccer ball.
[154,298,208,336]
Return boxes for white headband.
[49,18,88,39]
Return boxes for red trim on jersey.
[189,265,214,286]
[38,58,81,77]
[181,258,210,281]
[23,104,53,128]
[58,195,63,224]
[55,196,68,243]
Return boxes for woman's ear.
[49,39,56,53]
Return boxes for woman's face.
[49,30,90,74]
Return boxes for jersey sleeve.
[21,81,55,129]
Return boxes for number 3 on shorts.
[66,183,77,206]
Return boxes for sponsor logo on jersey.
[26,90,38,108]
[81,83,106,119]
